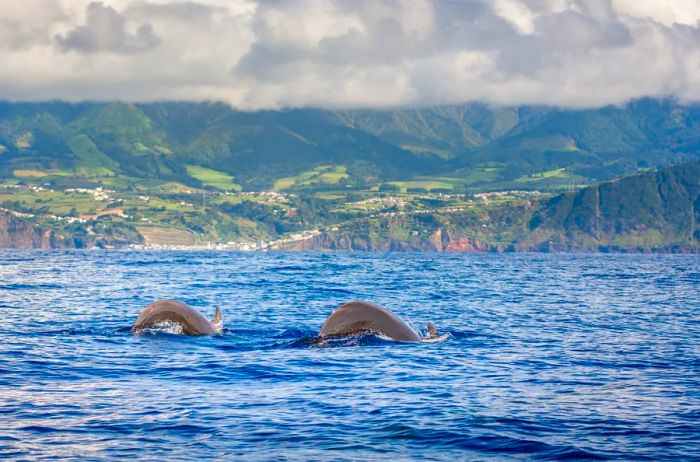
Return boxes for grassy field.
[389,166,504,192]
[186,165,241,191]
[512,168,588,189]
[13,170,50,178]
[515,168,572,183]
[394,166,589,192]
[457,166,503,185]
[13,167,115,179]
[273,166,348,190]
[73,166,115,177]
[389,179,455,191]
[137,226,196,246]
[0,190,104,214]
[314,192,347,200]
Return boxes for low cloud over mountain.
[1,0,699,109]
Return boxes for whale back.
[319,301,421,342]
[133,300,217,335]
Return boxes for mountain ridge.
[3,99,700,192]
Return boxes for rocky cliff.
[0,212,77,249]
[280,227,499,252]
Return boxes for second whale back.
[319,301,421,342]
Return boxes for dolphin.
[132,300,222,335]
[319,300,437,342]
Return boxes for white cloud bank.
[0,0,699,109]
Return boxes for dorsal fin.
[212,307,223,334]
[426,322,438,338]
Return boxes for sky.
[1,0,699,109]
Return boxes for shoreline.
[0,245,697,254]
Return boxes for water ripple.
[0,251,698,460]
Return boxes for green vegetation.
[1,161,698,251]
[454,166,502,185]
[1,99,700,251]
[13,169,51,178]
[273,166,349,190]
[389,179,455,192]
[67,134,118,173]
[515,167,571,182]
[304,162,700,252]
[2,99,700,194]
[507,168,588,189]
[389,166,504,191]
[186,165,241,191]
[525,161,700,250]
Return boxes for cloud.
[0,0,67,50]
[56,2,159,53]
[0,0,699,109]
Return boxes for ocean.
[1,251,698,460]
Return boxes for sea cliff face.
[280,228,499,252]
[0,212,75,249]
[278,228,698,253]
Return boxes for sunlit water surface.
[0,251,698,460]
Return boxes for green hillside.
[0,102,436,191]
[2,99,700,193]
[294,161,700,253]
[524,161,700,251]
[339,99,700,189]
[0,160,698,251]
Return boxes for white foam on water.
[134,320,184,335]
[420,332,451,343]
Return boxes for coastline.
[0,243,697,254]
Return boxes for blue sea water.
[0,251,699,461]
